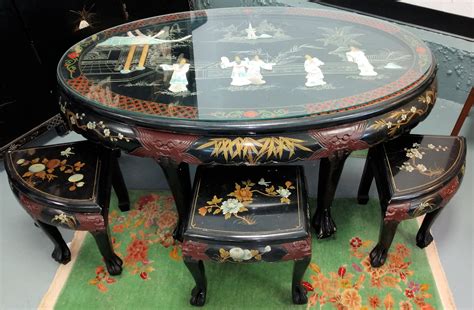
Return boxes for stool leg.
[370,219,399,267]
[357,154,373,205]
[292,256,310,304]
[36,220,71,264]
[416,208,443,248]
[183,258,207,306]
[111,157,130,212]
[313,152,349,239]
[91,229,123,275]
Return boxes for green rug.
[50,190,445,309]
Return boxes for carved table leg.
[91,229,123,275]
[36,220,71,264]
[313,152,349,239]
[183,258,207,306]
[370,219,399,267]
[292,256,310,304]
[111,157,130,212]
[158,158,192,242]
[357,151,373,205]
[416,208,443,248]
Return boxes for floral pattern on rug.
[306,237,436,310]
[88,193,180,292]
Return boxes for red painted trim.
[281,237,312,261]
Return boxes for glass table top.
[58,7,434,124]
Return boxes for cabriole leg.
[313,152,349,239]
[36,220,71,264]
[183,258,207,306]
[416,208,443,248]
[111,156,130,212]
[91,229,123,275]
[158,158,192,242]
[292,256,310,304]
[370,219,399,267]
[357,153,373,205]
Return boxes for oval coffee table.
[57,7,437,240]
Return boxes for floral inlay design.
[411,198,436,217]
[198,178,295,225]
[218,246,271,262]
[16,147,86,191]
[369,88,436,137]
[398,142,448,177]
[63,35,98,78]
[197,137,312,164]
[306,237,436,309]
[52,213,77,229]
[59,99,132,144]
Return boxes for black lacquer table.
[57,7,437,240]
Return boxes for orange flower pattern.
[85,193,441,306]
[306,236,436,309]
[88,193,179,291]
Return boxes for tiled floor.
[0,98,472,309]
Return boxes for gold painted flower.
[46,159,61,169]
[229,183,253,202]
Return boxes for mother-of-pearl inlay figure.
[246,55,274,85]
[160,57,191,93]
[345,46,378,76]
[304,54,326,87]
[221,56,251,86]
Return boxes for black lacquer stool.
[182,165,311,306]
[4,141,130,275]
[357,134,466,267]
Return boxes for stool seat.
[185,165,309,244]
[7,141,107,213]
[357,134,466,267]
[5,140,130,275]
[182,165,311,306]
[379,135,465,202]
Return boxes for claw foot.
[190,286,206,306]
[369,244,388,267]
[51,245,71,264]
[416,230,433,248]
[312,213,337,239]
[292,284,308,305]
[105,254,123,276]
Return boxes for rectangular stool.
[182,165,311,306]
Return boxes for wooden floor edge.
[37,231,87,310]
[417,218,457,310]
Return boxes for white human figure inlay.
[221,56,251,86]
[246,55,274,85]
[304,55,326,87]
[345,46,377,76]
[160,57,190,93]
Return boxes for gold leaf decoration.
[197,137,311,164]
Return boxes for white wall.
[399,0,474,18]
